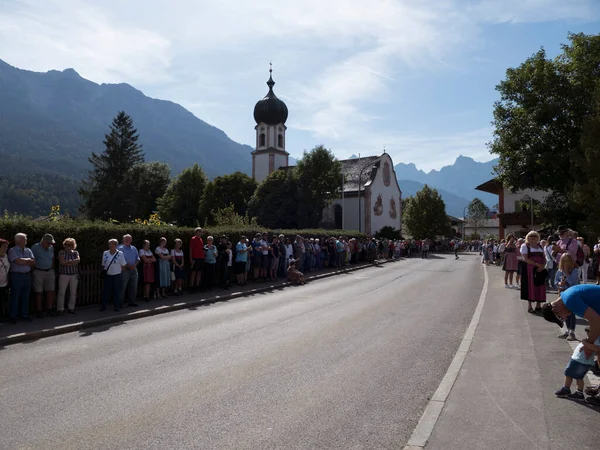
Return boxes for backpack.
[567,238,585,267]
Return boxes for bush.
[0,217,366,263]
[374,226,402,240]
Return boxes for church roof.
[340,156,381,193]
[253,67,288,126]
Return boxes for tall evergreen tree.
[79,111,144,220]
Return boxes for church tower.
[252,65,289,183]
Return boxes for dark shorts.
[235,261,246,275]
[192,258,204,272]
[252,254,262,269]
[261,254,270,269]
[565,359,592,379]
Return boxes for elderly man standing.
[117,234,140,307]
[552,226,579,265]
[31,234,56,317]
[8,233,36,323]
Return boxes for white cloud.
[0,0,597,170]
[0,0,172,84]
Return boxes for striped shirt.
[58,250,80,275]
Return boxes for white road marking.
[403,263,489,449]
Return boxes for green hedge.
[0,218,366,263]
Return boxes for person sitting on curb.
[543,284,600,405]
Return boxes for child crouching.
[555,331,600,401]
[287,259,306,285]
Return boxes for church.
[251,67,402,235]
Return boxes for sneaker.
[504,284,510,289]
[555,386,571,397]
[567,333,578,341]
[586,395,600,406]
[558,331,569,339]
[568,391,585,401]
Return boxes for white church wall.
[253,156,270,183]
[273,154,287,172]
[368,154,402,233]
[327,197,364,231]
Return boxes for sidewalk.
[0,259,393,347]
[417,265,599,450]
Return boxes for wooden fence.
[0,263,183,317]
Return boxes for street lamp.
[463,204,468,239]
[358,155,385,233]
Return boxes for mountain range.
[395,156,499,217]
[0,59,497,218]
[0,59,252,179]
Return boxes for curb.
[0,259,395,347]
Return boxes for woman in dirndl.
[139,240,156,302]
[502,235,518,288]
[520,231,546,313]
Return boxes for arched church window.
[277,134,283,148]
[259,133,266,147]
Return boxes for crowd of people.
[2,229,436,323]
[474,226,600,406]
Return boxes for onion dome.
[253,66,288,125]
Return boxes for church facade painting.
[389,197,397,219]
[373,194,383,216]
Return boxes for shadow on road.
[79,321,125,337]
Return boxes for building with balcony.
[475,179,550,239]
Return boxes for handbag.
[99,252,119,279]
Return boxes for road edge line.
[404,263,489,449]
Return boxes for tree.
[212,204,258,227]
[198,172,257,225]
[489,32,600,229]
[248,169,299,228]
[157,164,207,226]
[466,198,488,235]
[571,88,600,235]
[295,145,342,228]
[402,185,450,239]
[79,111,144,220]
[129,162,171,219]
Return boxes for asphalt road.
[0,254,483,450]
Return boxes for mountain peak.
[455,155,475,164]
[62,68,80,77]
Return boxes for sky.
[1,0,599,172]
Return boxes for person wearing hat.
[544,284,600,404]
[31,233,56,317]
[551,226,579,266]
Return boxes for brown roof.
[475,179,502,195]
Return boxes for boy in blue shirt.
[554,335,600,400]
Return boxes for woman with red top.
[189,227,205,292]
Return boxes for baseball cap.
[42,234,55,244]
[542,303,563,328]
